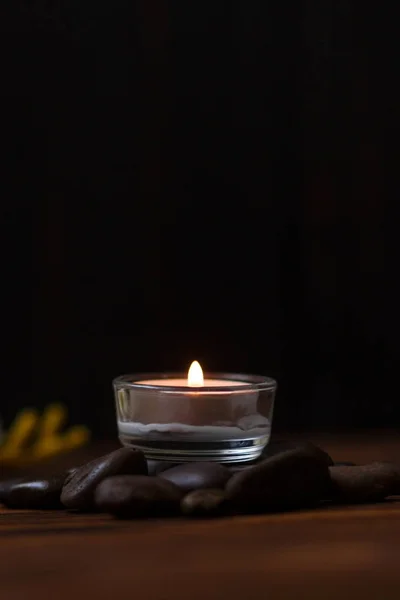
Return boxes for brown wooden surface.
[1,432,400,600]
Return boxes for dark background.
[1,1,393,437]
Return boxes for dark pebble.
[227,460,260,474]
[0,478,25,505]
[159,462,231,493]
[226,445,331,513]
[3,475,67,509]
[262,440,334,467]
[228,441,333,475]
[329,462,400,503]
[61,448,147,510]
[147,460,180,476]
[181,488,228,517]
[391,463,400,494]
[95,475,183,518]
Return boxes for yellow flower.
[0,404,90,467]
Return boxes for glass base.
[119,434,269,463]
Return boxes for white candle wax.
[137,360,247,388]
[136,378,246,388]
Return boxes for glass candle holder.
[113,372,277,463]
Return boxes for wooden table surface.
[1,432,400,600]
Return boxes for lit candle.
[114,363,277,462]
[137,361,247,389]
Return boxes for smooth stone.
[329,462,400,503]
[390,463,400,494]
[181,488,228,517]
[228,442,333,474]
[3,475,66,509]
[61,448,147,510]
[147,460,180,476]
[226,445,331,512]
[227,460,260,474]
[95,475,183,518]
[159,462,231,493]
[262,440,334,467]
[0,478,25,505]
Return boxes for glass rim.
[113,372,277,393]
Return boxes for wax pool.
[136,378,247,388]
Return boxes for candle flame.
[187,361,204,387]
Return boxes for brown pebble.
[61,448,147,510]
[95,475,183,518]
[181,488,228,517]
[159,462,231,493]
[0,478,24,505]
[3,475,67,510]
[226,445,331,512]
[329,462,400,503]
[147,460,180,476]
[229,441,334,474]
[262,440,334,466]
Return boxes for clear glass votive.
[113,372,277,463]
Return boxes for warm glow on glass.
[187,361,204,387]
